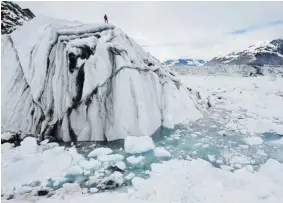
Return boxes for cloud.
[17,1,283,61]
[230,29,249,35]
[230,20,283,35]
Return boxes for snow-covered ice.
[100,171,124,188]
[1,16,206,142]
[1,132,13,141]
[2,73,283,202]
[115,161,126,171]
[88,148,113,157]
[67,166,83,175]
[2,14,283,203]
[131,177,145,190]
[79,159,101,170]
[97,154,124,162]
[9,158,282,203]
[126,156,145,165]
[244,136,264,145]
[153,147,171,158]
[125,173,136,180]
[20,137,37,155]
[180,75,283,135]
[124,136,155,154]
[89,188,98,193]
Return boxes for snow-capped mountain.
[206,39,283,66]
[163,58,206,67]
[1,1,35,34]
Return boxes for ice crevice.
[1,17,208,142]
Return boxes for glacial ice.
[126,156,145,165]
[153,147,171,158]
[20,137,37,155]
[1,132,13,141]
[1,16,206,142]
[1,71,283,202]
[115,161,126,171]
[124,136,155,154]
[88,147,113,158]
[97,154,124,162]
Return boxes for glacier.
[2,73,283,201]
[1,16,207,142]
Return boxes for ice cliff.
[1,17,207,142]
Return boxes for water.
[52,108,283,191]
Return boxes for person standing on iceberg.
[104,14,108,24]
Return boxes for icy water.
[47,108,283,192]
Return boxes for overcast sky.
[17,1,283,61]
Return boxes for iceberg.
[1,16,207,142]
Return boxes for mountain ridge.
[163,58,206,67]
[1,1,35,34]
[206,39,283,66]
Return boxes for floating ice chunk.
[86,176,100,186]
[216,159,224,164]
[230,155,251,164]
[239,144,249,149]
[191,133,198,138]
[244,137,263,145]
[59,183,82,195]
[82,188,88,194]
[194,143,202,147]
[89,188,98,193]
[239,129,247,135]
[84,170,91,176]
[124,136,155,154]
[244,165,254,172]
[220,165,233,171]
[257,149,267,156]
[40,142,60,151]
[217,130,226,135]
[1,132,13,141]
[88,147,113,158]
[97,154,124,162]
[53,181,60,187]
[67,165,83,175]
[20,137,37,155]
[131,177,145,190]
[79,159,101,170]
[40,139,49,145]
[154,147,171,158]
[102,171,124,186]
[115,161,126,171]
[126,156,145,165]
[208,155,216,162]
[125,173,135,180]
[68,147,85,163]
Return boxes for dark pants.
[104,19,108,24]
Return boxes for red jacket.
[104,15,108,20]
